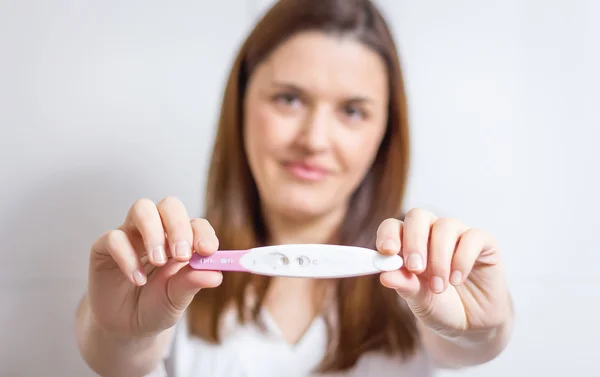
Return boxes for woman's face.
[243,31,389,221]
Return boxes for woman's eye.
[274,92,300,106]
[343,105,365,120]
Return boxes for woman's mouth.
[282,161,330,181]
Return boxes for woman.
[75,0,514,376]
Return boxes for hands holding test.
[87,197,511,350]
[377,208,512,341]
[87,197,223,338]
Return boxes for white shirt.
[146,307,435,377]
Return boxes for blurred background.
[1,0,599,375]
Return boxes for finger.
[157,197,193,262]
[191,218,219,256]
[402,208,437,274]
[450,228,496,286]
[166,265,223,311]
[380,270,436,319]
[428,218,468,293]
[380,269,422,299]
[124,198,168,266]
[95,229,147,286]
[376,218,403,256]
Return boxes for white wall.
[1,0,599,376]
[0,1,252,375]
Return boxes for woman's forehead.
[255,31,388,100]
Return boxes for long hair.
[188,0,417,371]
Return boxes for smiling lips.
[283,161,331,181]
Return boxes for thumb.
[380,269,431,313]
[166,266,223,311]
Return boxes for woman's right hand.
[86,196,223,340]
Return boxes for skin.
[75,31,513,377]
[242,31,392,343]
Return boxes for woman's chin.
[273,197,348,224]
[265,197,330,221]
[279,204,326,220]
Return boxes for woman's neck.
[262,205,347,245]
[258,205,345,342]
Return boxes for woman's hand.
[87,197,223,339]
[376,208,512,341]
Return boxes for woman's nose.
[296,107,332,153]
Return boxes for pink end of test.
[189,250,249,272]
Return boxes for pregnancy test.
[188,244,403,278]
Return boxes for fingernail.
[132,270,147,286]
[174,241,191,258]
[430,276,444,293]
[381,239,398,251]
[152,245,167,263]
[450,270,463,285]
[406,253,423,270]
[197,237,217,253]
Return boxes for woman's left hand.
[376,208,512,339]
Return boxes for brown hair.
[189,0,417,371]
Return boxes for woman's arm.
[75,294,173,377]
[419,295,514,368]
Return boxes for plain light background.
[1,0,598,375]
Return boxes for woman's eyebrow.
[270,80,304,92]
[270,80,373,103]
